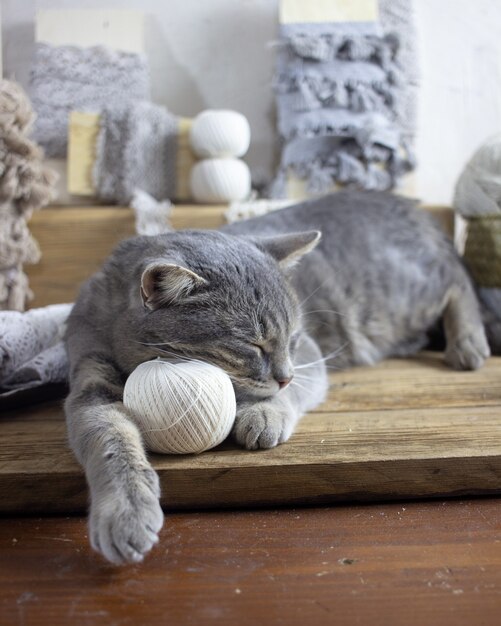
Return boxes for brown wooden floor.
[1,499,500,626]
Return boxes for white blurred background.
[2,0,501,204]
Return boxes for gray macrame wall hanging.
[271,0,418,198]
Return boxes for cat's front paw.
[89,468,164,565]
[445,328,490,371]
[233,401,295,450]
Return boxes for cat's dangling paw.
[89,467,164,565]
[233,401,295,450]
[445,328,490,371]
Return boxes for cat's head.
[136,229,320,400]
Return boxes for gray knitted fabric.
[93,102,179,204]
[271,0,417,197]
[0,303,72,394]
[30,43,150,158]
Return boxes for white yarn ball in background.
[190,109,251,158]
[123,359,236,455]
[190,158,251,203]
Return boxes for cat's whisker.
[300,309,345,318]
[294,343,349,370]
[150,346,216,369]
[297,277,332,309]
[289,380,309,393]
[292,373,314,381]
[134,340,183,347]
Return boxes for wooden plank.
[67,112,100,196]
[67,113,196,199]
[2,501,501,626]
[176,117,198,201]
[36,9,144,53]
[1,353,500,514]
[26,204,454,308]
[26,205,227,307]
[280,0,379,24]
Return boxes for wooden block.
[280,0,378,24]
[26,203,454,308]
[26,205,227,307]
[67,112,100,196]
[1,352,501,513]
[35,9,144,53]
[425,205,455,238]
[176,118,198,201]
[67,113,196,200]
[285,172,455,237]
[285,171,348,201]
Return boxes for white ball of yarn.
[190,158,251,203]
[123,359,236,455]
[190,110,251,158]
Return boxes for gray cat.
[65,191,490,565]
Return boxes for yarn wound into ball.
[123,358,236,454]
[190,109,251,158]
[190,158,251,203]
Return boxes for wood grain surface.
[26,204,453,308]
[2,353,500,513]
[26,205,227,307]
[1,500,500,626]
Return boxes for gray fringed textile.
[93,102,179,204]
[271,0,417,197]
[30,43,150,158]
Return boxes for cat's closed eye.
[251,343,266,356]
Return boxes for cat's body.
[223,192,483,369]
[65,191,490,565]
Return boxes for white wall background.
[2,0,501,204]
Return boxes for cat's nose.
[276,376,293,389]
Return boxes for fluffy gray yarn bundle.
[271,0,417,197]
[30,43,150,158]
[93,102,179,205]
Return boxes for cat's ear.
[257,230,321,270]
[140,262,207,309]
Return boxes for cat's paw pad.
[445,329,490,371]
[233,402,294,450]
[90,468,164,565]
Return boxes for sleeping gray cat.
[65,191,490,565]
